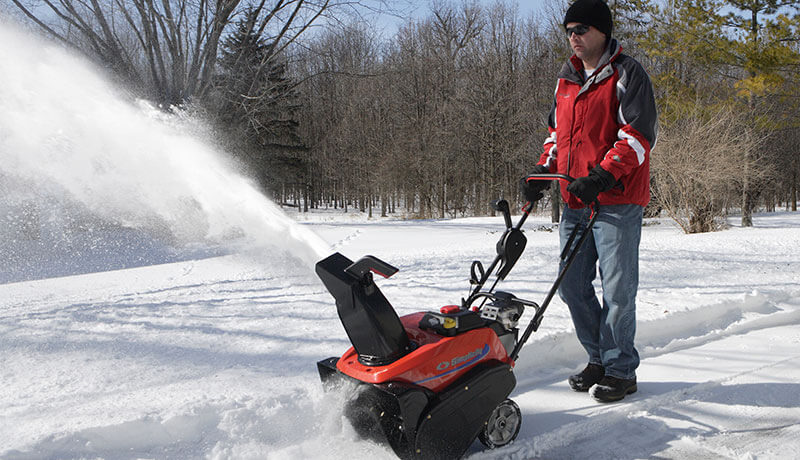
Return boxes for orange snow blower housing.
[317,175,597,459]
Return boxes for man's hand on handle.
[566,166,615,205]
[520,165,552,202]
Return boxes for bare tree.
[289,0,566,217]
[390,0,484,218]
[9,0,386,105]
[652,105,771,233]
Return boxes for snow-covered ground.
[2,210,799,460]
[2,18,800,460]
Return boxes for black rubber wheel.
[478,398,522,449]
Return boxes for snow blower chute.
[316,174,597,459]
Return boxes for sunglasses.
[565,24,591,37]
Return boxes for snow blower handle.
[523,173,576,193]
[509,173,599,362]
[523,173,598,217]
[521,173,574,212]
[524,173,575,183]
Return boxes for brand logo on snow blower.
[414,344,490,385]
[435,344,490,371]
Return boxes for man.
[522,0,658,402]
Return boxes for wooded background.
[9,0,800,232]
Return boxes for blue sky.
[405,0,549,20]
[371,0,552,35]
[406,0,548,16]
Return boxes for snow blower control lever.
[464,198,528,301]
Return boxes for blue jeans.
[558,204,642,380]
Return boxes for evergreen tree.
[639,0,800,228]
[209,7,306,193]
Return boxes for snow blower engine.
[315,174,597,459]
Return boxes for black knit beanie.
[563,0,613,38]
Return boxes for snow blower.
[315,174,597,459]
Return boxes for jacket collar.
[560,38,622,85]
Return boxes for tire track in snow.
[512,289,800,389]
[477,329,800,459]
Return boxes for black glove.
[566,166,616,204]
[520,165,551,202]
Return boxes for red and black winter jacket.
[538,39,658,209]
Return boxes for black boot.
[591,376,637,402]
[568,363,605,392]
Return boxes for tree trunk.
[742,183,753,227]
[550,182,560,223]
